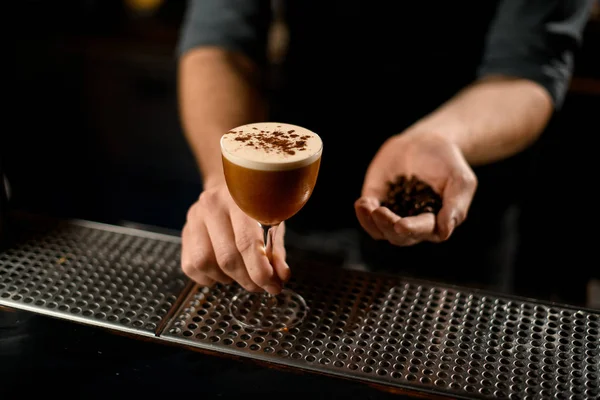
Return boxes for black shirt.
[177,0,592,232]
[178,0,591,104]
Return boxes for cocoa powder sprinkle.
[228,129,310,156]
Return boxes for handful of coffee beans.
[381,175,443,217]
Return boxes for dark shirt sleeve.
[177,0,272,65]
[477,0,594,108]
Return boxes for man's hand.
[178,47,280,293]
[355,131,477,246]
[181,181,290,295]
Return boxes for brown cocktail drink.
[221,122,323,332]
[220,122,322,226]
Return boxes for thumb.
[356,170,388,240]
[436,172,477,240]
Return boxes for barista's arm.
[406,0,593,166]
[177,0,272,187]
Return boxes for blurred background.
[3,0,600,307]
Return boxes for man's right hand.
[181,181,290,295]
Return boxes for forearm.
[178,47,267,188]
[409,76,554,166]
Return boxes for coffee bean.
[381,175,442,217]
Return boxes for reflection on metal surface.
[164,269,600,400]
[0,218,186,336]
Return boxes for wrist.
[202,173,226,191]
[403,120,472,159]
[401,127,458,149]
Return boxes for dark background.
[3,0,600,306]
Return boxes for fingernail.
[264,284,282,295]
[366,198,380,211]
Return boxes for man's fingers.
[206,213,261,292]
[272,252,291,284]
[355,197,386,240]
[272,222,290,283]
[394,213,436,240]
[371,207,419,246]
[180,223,224,286]
[437,172,477,240]
[230,213,281,294]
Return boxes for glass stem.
[260,223,277,264]
[260,223,279,304]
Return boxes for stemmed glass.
[220,122,322,331]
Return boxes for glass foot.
[228,288,308,332]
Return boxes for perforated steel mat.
[163,271,600,399]
[1,216,599,400]
[0,217,188,336]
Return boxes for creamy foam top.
[221,122,323,171]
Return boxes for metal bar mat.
[163,271,599,400]
[0,217,188,336]
[1,217,599,400]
